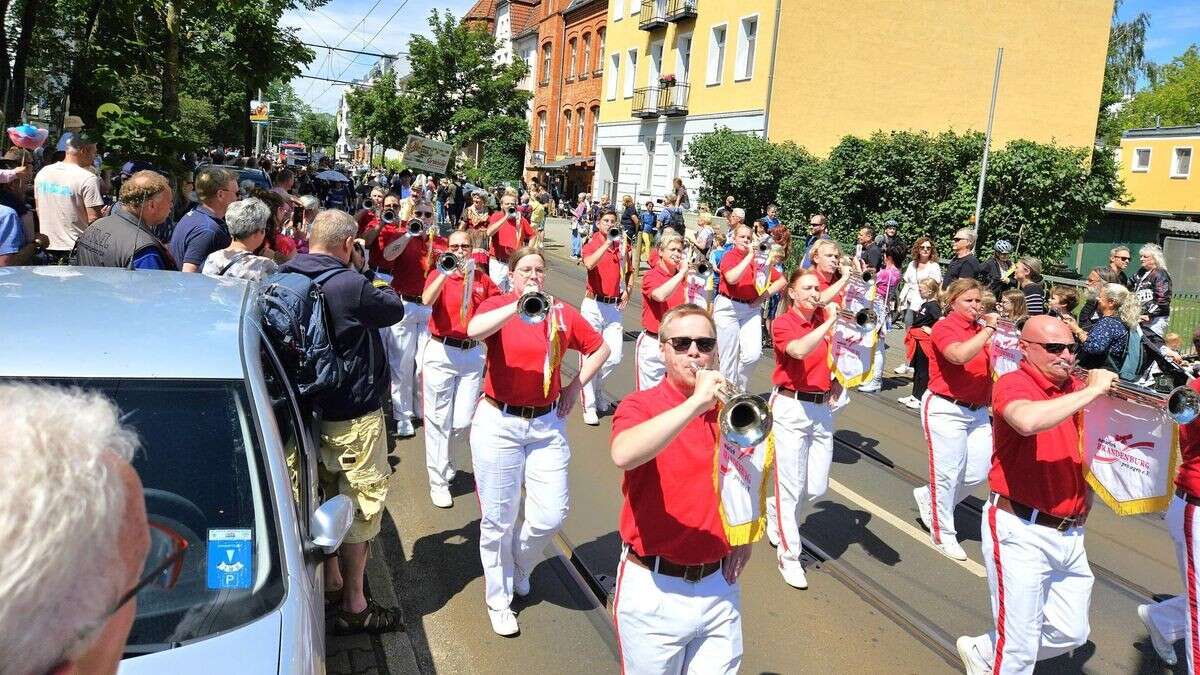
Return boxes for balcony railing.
[658,81,690,116]
[638,0,668,30]
[632,87,661,118]
[665,0,697,22]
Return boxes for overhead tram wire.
[331,0,410,85]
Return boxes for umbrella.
[7,124,48,151]
[316,169,350,183]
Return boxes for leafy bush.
[684,128,820,222]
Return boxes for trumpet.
[1070,367,1200,425]
[435,252,465,275]
[690,364,773,447]
[607,225,623,242]
[405,219,425,236]
[362,198,376,211]
[382,209,397,225]
[517,289,551,324]
[691,260,711,276]
[836,306,880,332]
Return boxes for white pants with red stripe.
[381,299,431,420]
[1140,494,1199,670]
[916,391,992,544]
[470,401,570,611]
[612,549,742,675]
[634,330,665,391]
[712,294,762,390]
[765,393,834,570]
[961,499,1093,675]
[580,296,624,414]
[420,338,484,490]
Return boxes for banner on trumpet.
[713,418,775,546]
[990,320,1022,379]
[1080,394,1180,516]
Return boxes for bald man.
[957,315,1116,675]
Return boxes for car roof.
[0,267,252,380]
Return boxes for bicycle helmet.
[993,239,1014,254]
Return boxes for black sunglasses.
[663,336,718,353]
[1026,340,1078,355]
[1113,256,1130,261]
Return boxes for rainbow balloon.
[7,124,48,150]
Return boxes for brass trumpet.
[692,260,712,276]
[435,252,466,275]
[607,225,623,242]
[517,289,551,324]
[405,219,425,236]
[691,363,773,447]
[837,306,879,332]
[382,209,398,225]
[362,198,376,211]
[1071,367,1200,425]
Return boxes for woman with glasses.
[420,229,502,509]
[636,233,689,390]
[896,237,942,375]
[714,224,786,389]
[467,246,610,636]
[912,278,998,562]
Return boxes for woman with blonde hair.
[1072,283,1144,377]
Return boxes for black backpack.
[257,268,349,398]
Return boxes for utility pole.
[973,48,1003,239]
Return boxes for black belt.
[933,392,986,411]
[776,387,830,404]
[431,334,479,350]
[1176,487,1200,506]
[590,293,621,304]
[624,546,722,583]
[992,494,1085,532]
[400,294,423,304]
[717,291,751,304]
[484,395,555,419]
[643,330,659,339]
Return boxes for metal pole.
[973,48,1003,239]
[254,88,263,157]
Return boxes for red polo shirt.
[771,307,832,393]
[424,267,501,340]
[612,379,730,565]
[814,269,846,305]
[1175,379,1200,497]
[380,229,447,297]
[718,247,782,302]
[928,311,992,406]
[582,231,629,297]
[989,362,1087,519]
[477,294,603,406]
[487,212,535,262]
[641,264,685,333]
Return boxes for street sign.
[250,100,270,123]
[401,134,452,175]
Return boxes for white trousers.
[712,294,762,390]
[613,549,742,675]
[1140,494,1198,670]
[765,394,834,569]
[580,296,624,414]
[420,338,484,490]
[381,299,430,420]
[470,401,570,611]
[963,500,1093,675]
[635,330,665,391]
[489,258,511,293]
[916,391,992,544]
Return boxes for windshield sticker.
[206,528,253,590]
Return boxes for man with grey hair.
[170,165,239,272]
[0,384,151,675]
[1108,245,1131,288]
[943,227,983,288]
[71,170,175,269]
[34,132,104,262]
[201,197,279,281]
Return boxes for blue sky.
[1119,0,1200,64]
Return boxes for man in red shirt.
[713,224,785,390]
[610,304,753,673]
[636,232,688,390]
[957,316,1116,675]
[355,187,390,266]
[485,193,535,292]
[580,209,636,425]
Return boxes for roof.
[1122,124,1200,140]
[1162,218,1200,235]
[509,0,539,34]
[0,267,251,380]
[463,0,497,25]
[563,0,601,15]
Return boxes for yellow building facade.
[1111,126,1200,215]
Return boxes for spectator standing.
[711,232,732,267]
[672,176,690,211]
[1013,256,1046,316]
[1108,245,1132,288]
[1132,243,1172,336]
[639,199,659,261]
[620,194,640,241]
[874,219,905,252]
[55,115,85,153]
[696,210,717,256]
[270,168,295,198]
[999,289,1030,325]
[763,203,782,231]
[855,226,883,272]
[201,198,279,281]
[0,201,45,266]
[170,166,238,272]
[571,193,589,259]
[530,192,547,246]
[800,214,831,270]
[981,239,1015,296]
[942,227,983,287]
[897,278,943,409]
[714,195,735,219]
[1048,286,1080,321]
[1078,266,1120,331]
[70,171,175,270]
[859,246,904,393]
[34,133,104,262]
[899,237,942,330]
[295,194,320,254]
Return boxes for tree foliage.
[683,129,819,223]
[1097,0,1153,145]
[345,69,409,151]
[1115,45,1200,131]
[296,111,337,154]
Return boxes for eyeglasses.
[1026,340,1078,355]
[662,336,718,353]
[107,522,189,620]
[446,243,471,250]
[416,211,434,217]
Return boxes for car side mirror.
[310,495,354,554]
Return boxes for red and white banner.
[1080,394,1179,516]
[990,321,1022,379]
[714,432,775,546]
[685,272,710,310]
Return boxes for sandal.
[331,599,404,635]
[324,588,343,615]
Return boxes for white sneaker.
[894,365,912,375]
[395,417,415,438]
[904,396,921,410]
[514,565,531,597]
[430,487,453,509]
[913,487,932,531]
[936,539,968,561]
[582,409,599,426]
[767,524,780,548]
[858,382,881,393]
[1138,603,1178,665]
[779,563,808,589]
[956,635,990,675]
[896,395,915,406]
[488,608,519,636]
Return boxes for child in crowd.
[898,278,943,410]
[1048,285,1080,320]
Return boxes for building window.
[607,53,620,100]
[706,24,726,86]
[736,16,758,81]
[582,34,592,77]
[1133,148,1151,173]
[537,111,547,152]
[624,48,638,98]
[591,106,600,153]
[576,107,585,155]
[613,0,624,20]
[643,138,656,192]
[563,109,573,155]
[568,39,577,80]
[1172,147,1193,178]
[647,40,663,86]
[541,43,553,85]
[597,30,606,72]
[676,33,692,82]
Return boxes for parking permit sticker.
[207,529,253,590]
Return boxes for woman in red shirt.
[913,278,999,561]
[636,232,688,390]
[713,224,785,389]
[466,246,610,637]
[766,270,840,590]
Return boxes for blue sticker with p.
[207,528,253,590]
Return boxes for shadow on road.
[803,500,901,567]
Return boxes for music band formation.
[354,188,1200,675]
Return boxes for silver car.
[0,266,353,674]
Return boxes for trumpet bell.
[518,291,550,324]
[382,209,397,225]
[1168,387,1200,425]
[436,252,461,275]
[720,394,773,447]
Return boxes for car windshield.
[21,378,285,651]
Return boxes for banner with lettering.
[713,430,775,546]
[1080,395,1179,516]
[990,321,1022,379]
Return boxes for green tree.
[684,128,819,223]
[345,70,409,152]
[1097,0,1152,145]
[297,111,337,153]
[1115,45,1200,131]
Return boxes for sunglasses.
[1027,340,1078,355]
[446,243,471,250]
[108,523,189,620]
[1113,256,1130,261]
[663,336,718,353]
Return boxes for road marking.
[827,478,987,578]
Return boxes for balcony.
[638,0,668,30]
[658,81,690,116]
[632,87,661,118]
[665,0,697,22]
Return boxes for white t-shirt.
[34,161,104,251]
[901,261,943,311]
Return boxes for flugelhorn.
[381,209,397,225]
[405,218,425,236]
[692,260,711,276]
[607,225,623,242]
[691,363,773,447]
[362,197,376,211]
[436,252,465,275]
[1071,367,1200,425]
[517,288,551,324]
[836,306,879,332]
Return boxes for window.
[736,16,758,81]
[583,34,592,76]
[647,41,663,86]
[576,107,585,155]
[706,24,727,86]
[1133,148,1151,172]
[537,111,547,152]
[613,0,624,20]
[676,33,692,82]
[624,48,638,98]
[672,137,684,181]
[591,106,600,153]
[607,53,620,100]
[541,43,553,84]
[643,138,656,192]
[597,30,606,72]
[1172,147,1193,178]
[568,39,577,79]
[563,109,573,155]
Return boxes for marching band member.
[467,246,610,636]
[610,304,753,674]
[957,316,1117,675]
[485,193,536,292]
[419,230,501,508]
[808,239,853,305]
[636,232,688,390]
[713,224,786,389]
[765,271,840,589]
[380,199,445,438]
[912,278,995,560]
[580,209,636,425]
